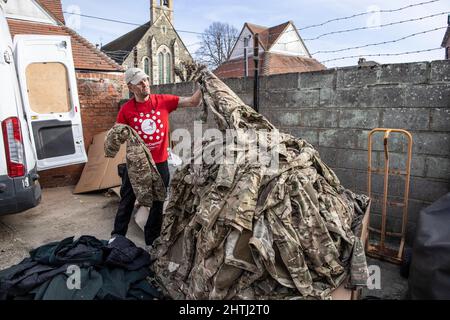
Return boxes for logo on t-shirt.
[142,119,157,135]
[132,111,165,142]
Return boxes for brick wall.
[152,60,450,245]
[38,71,125,188]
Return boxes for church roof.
[440,14,450,47]
[102,22,151,64]
[102,13,193,65]
[442,26,450,48]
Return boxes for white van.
[0,0,87,215]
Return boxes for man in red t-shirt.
[111,67,202,247]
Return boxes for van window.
[25,62,71,114]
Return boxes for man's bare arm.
[178,89,202,108]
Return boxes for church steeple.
[151,0,173,25]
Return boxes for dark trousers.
[111,161,170,245]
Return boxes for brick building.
[214,21,325,79]
[5,0,125,187]
[102,0,193,86]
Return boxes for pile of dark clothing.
[0,235,162,300]
[152,64,370,300]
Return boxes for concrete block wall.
[151,60,450,245]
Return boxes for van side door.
[13,35,87,171]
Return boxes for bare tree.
[195,22,239,69]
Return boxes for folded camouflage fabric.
[104,124,166,207]
[153,63,369,300]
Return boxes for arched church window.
[165,53,171,83]
[158,52,164,84]
[143,57,150,76]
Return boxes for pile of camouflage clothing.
[105,123,166,207]
[152,64,370,300]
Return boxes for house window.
[158,52,164,84]
[165,53,171,83]
[143,57,150,76]
[244,36,249,48]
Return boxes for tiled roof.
[101,22,151,64]
[245,21,291,50]
[266,22,291,49]
[7,19,123,72]
[213,55,265,79]
[263,52,325,75]
[214,52,325,79]
[35,0,65,24]
[246,23,267,37]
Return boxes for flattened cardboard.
[109,187,121,198]
[74,131,125,194]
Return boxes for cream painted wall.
[229,26,264,60]
[269,24,309,57]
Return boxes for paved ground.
[0,186,409,299]
[0,186,145,271]
[362,257,409,300]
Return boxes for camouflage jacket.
[104,124,166,207]
[153,64,369,300]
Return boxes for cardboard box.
[74,131,125,194]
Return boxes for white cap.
[125,67,149,85]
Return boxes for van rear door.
[13,35,87,171]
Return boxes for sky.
[60,0,450,68]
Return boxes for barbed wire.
[302,11,450,41]
[298,0,441,31]
[237,10,449,52]
[63,7,448,67]
[209,46,443,73]
[63,8,449,53]
[239,2,448,45]
[321,47,442,63]
[311,26,448,55]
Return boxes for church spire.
[151,0,173,25]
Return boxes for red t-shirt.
[116,94,179,163]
